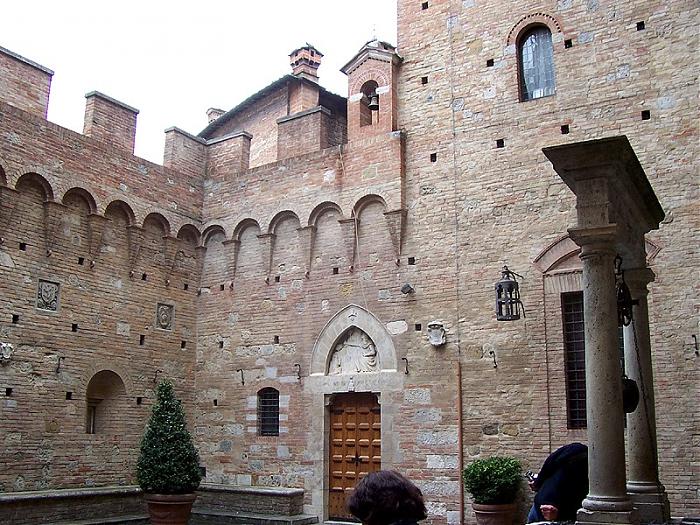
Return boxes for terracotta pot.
[144,493,197,525]
[472,502,517,525]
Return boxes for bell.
[367,94,379,111]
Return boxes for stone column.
[624,267,670,522]
[570,226,638,525]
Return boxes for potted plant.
[463,456,522,525]
[137,380,202,525]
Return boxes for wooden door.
[328,392,381,520]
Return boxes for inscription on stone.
[156,303,174,330]
[37,280,60,311]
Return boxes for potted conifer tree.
[463,456,522,525]
[137,380,202,525]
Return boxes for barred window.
[562,292,586,429]
[562,292,625,429]
[519,26,556,101]
[257,388,279,436]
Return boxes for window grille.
[519,26,556,101]
[562,292,586,428]
[257,388,279,436]
[562,292,625,429]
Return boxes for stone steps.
[191,508,319,525]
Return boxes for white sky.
[2,1,397,164]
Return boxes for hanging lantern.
[495,266,523,321]
[622,375,640,413]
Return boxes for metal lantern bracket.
[614,255,638,327]
[495,265,525,321]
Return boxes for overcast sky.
[3,1,397,164]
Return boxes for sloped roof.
[198,74,346,139]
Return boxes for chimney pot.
[289,44,323,83]
[206,107,226,123]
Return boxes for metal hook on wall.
[55,356,65,374]
[152,369,163,384]
[691,334,699,357]
[236,369,245,385]
[293,363,301,383]
[488,350,498,369]
[401,357,409,375]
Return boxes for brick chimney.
[206,107,225,123]
[289,44,323,83]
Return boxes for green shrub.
[136,380,202,494]
[463,456,522,504]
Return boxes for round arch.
[143,212,170,236]
[267,210,300,235]
[233,218,261,241]
[352,194,387,219]
[104,200,136,226]
[15,172,55,201]
[308,201,344,227]
[62,187,98,214]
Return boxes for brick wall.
[0,46,52,118]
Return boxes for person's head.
[347,470,427,525]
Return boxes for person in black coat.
[347,470,427,525]
[527,443,589,522]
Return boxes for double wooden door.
[328,392,381,520]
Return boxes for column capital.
[568,224,618,256]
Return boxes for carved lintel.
[43,201,67,255]
[383,208,407,261]
[296,225,316,275]
[0,186,19,243]
[127,225,145,271]
[163,235,182,274]
[257,233,276,277]
[194,245,207,284]
[222,239,241,280]
[87,213,109,259]
[338,218,358,269]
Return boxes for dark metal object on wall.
[495,266,523,321]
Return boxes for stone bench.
[0,484,317,525]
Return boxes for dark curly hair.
[347,470,427,525]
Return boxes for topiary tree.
[137,380,202,494]
[463,456,522,505]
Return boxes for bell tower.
[341,40,401,141]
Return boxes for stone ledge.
[192,508,318,525]
[46,514,149,525]
[199,483,304,497]
[0,485,141,502]
[276,106,331,124]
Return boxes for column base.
[577,507,639,525]
[627,483,670,523]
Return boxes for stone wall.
[397,0,698,519]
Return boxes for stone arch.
[62,187,98,214]
[177,224,201,246]
[85,370,128,435]
[533,233,662,274]
[104,200,136,226]
[352,194,387,218]
[15,172,54,201]
[202,224,227,245]
[310,304,397,376]
[268,210,300,235]
[308,201,344,227]
[507,12,563,46]
[143,212,170,236]
[233,218,261,241]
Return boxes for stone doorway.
[328,392,381,520]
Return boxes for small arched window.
[257,388,279,436]
[85,370,127,434]
[359,80,379,127]
[518,26,556,101]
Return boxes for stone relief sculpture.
[427,320,446,347]
[37,280,60,311]
[156,303,174,330]
[328,328,380,374]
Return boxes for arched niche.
[85,370,127,435]
[310,304,397,376]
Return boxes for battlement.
[84,91,140,153]
[0,45,53,118]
